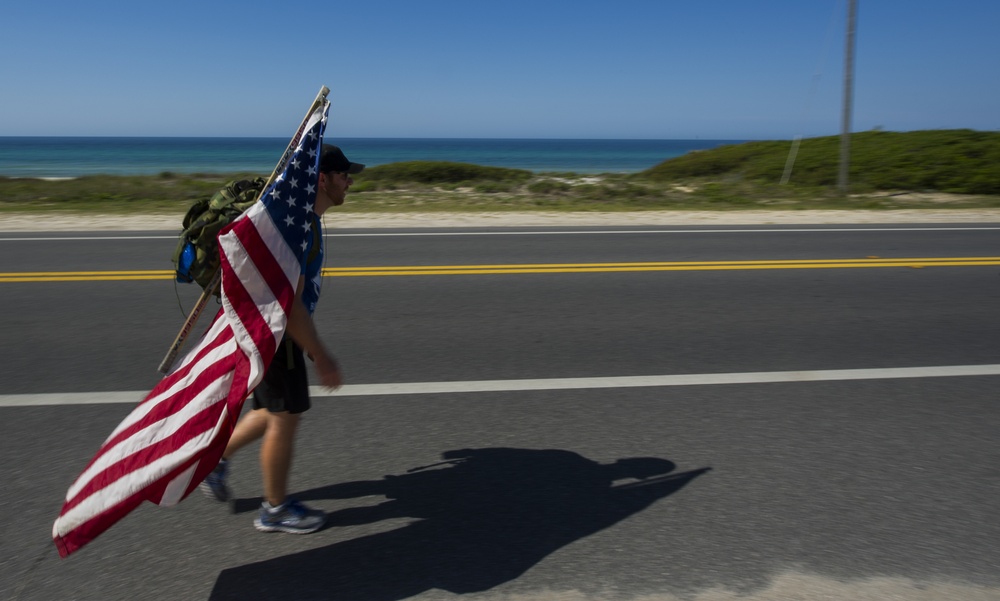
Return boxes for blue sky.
[3,0,998,139]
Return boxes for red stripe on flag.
[72,321,235,479]
[228,216,297,308]
[156,311,233,381]
[53,391,241,559]
[58,349,243,515]
[88,347,237,465]
[221,269,278,361]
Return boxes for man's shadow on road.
[211,447,710,601]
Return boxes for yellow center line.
[323,257,1000,276]
[0,270,176,282]
[3,258,1000,282]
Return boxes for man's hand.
[287,275,342,390]
[313,353,342,390]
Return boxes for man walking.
[201,144,364,534]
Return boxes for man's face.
[317,171,352,213]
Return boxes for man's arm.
[285,275,342,389]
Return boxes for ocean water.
[0,137,745,178]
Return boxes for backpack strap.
[306,216,322,265]
[286,221,322,369]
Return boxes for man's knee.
[265,410,301,436]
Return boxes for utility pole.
[839,0,858,195]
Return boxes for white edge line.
[3,227,1000,241]
[4,364,1000,407]
[325,227,1000,237]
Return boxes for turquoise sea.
[0,137,746,178]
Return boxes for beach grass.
[2,130,999,215]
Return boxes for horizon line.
[0,135,756,141]
[1,128,990,141]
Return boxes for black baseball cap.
[320,144,365,174]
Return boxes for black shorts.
[252,338,311,414]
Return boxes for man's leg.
[224,407,270,459]
[253,408,324,534]
[215,407,301,503]
[260,410,300,506]
[202,407,270,502]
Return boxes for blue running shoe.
[200,459,231,502]
[254,498,325,534]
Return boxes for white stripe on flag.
[54,425,221,537]
[66,367,236,502]
[162,461,200,507]
[104,326,237,443]
[222,226,287,369]
[252,202,301,293]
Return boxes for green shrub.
[639,129,1000,194]
[348,181,378,193]
[472,181,514,193]
[356,161,532,185]
[527,180,573,195]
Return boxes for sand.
[3,209,1000,232]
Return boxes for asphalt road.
[2,224,1000,600]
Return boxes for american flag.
[52,98,331,558]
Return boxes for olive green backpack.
[173,177,322,296]
[172,178,266,295]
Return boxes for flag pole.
[157,86,331,374]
